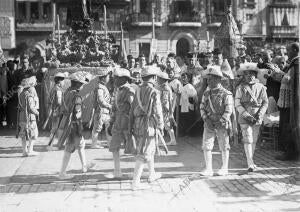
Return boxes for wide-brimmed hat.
[203,65,223,78]
[95,68,111,77]
[237,62,259,75]
[69,72,88,84]
[141,66,160,78]
[54,72,67,78]
[158,71,170,80]
[21,75,37,88]
[114,68,131,78]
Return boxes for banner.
[0,16,15,49]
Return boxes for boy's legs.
[91,114,103,149]
[217,128,230,176]
[241,124,256,170]
[200,127,214,176]
[106,131,124,178]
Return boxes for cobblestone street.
[0,129,299,212]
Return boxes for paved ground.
[0,128,300,212]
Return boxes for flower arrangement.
[46,18,114,68]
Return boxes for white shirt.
[180,83,197,112]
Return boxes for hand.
[219,118,228,128]
[188,97,194,104]
[245,114,257,125]
[160,128,164,136]
[254,113,263,124]
[88,119,93,129]
[170,116,177,128]
[205,118,214,129]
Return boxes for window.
[139,43,150,60]
[244,0,256,9]
[173,0,192,20]
[140,0,150,14]
[43,3,51,21]
[17,2,26,23]
[30,2,39,21]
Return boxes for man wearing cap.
[235,63,268,172]
[157,71,176,145]
[200,65,233,176]
[58,72,89,179]
[107,68,135,178]
[129,66,164,190]
[90,69,112,149]
[201,52,214,70]
[46,72,66,151]
[18,75,40,156]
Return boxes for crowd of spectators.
[0,54,45,129]
[0,42,299,161]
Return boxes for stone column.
[232,0,238,19]
[26,1,31,22]
[38,0,43,21]
[206,0,211,24]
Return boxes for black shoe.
[275,154,298,161]
[247,167,254,172]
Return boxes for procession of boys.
[16,42,293,191]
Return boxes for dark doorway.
[176,38,190,57]
[139,42,150,60]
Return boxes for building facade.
[126,0,299,59]
[0,0,16,51]
[5,0,130,56]
[0,0,299,59]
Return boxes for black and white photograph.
[0,0,300,211]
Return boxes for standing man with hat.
[107,68,135,178]
[157,72,176,145]
[46,72,66,151]
[129,66,164,190]
[89,69,112,149]
[235,63,268,172]
[18,75,40,156]
[200,65,233,176]
[58,72,89,179]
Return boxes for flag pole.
[57,14,60,45]
[150,1,155,63]
[104,4,107,39]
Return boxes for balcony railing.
[269,26,297,37]
[207,14,224,27]
[169,14,201,23]
[16,20,53,31]
[128,13,162,27]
